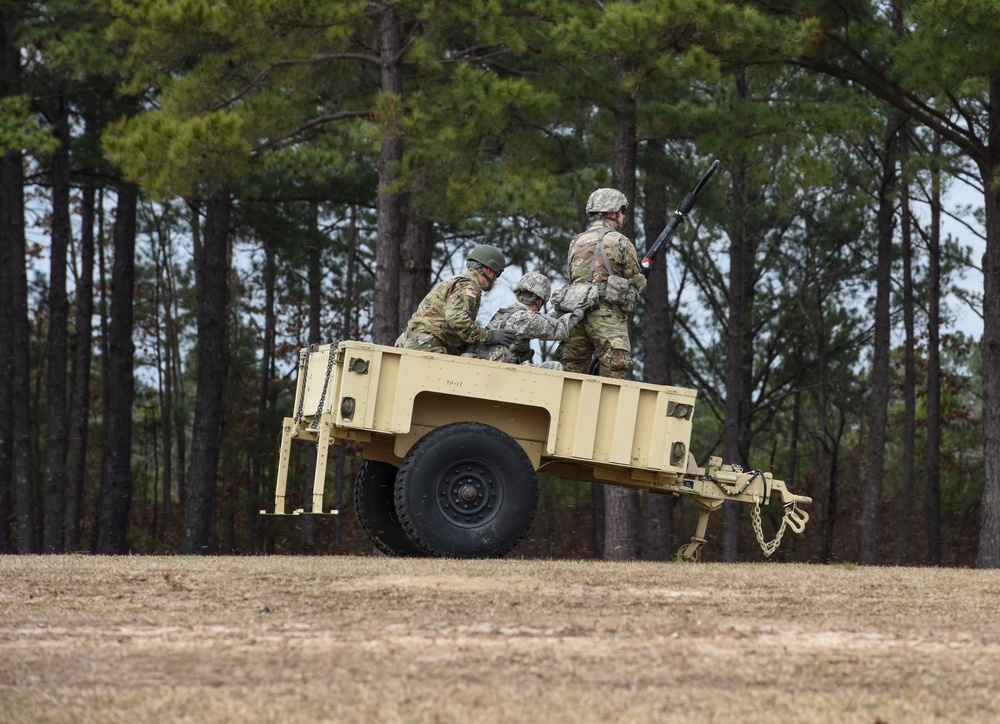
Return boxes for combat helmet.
[514,272,552,305]
[467,244,506,290]
[586,188,629,215]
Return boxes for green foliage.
[104,111,251,199]
[0,95,59,156]
[898,1,1000,88]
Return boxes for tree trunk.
[0,154,13,551]
[43,77,72,553]
[826,416,844,562]
[925,135,942,566]
[95,190,110,548]
[639,157,675,560]
[788,380,801,497]
[1,15,35,552]
[248,240,275,554]
[301,203,322,554]
[181,189,232,554]
[399,216,433,324]
[333,206,360,550]
[976,78,1000,568]
[173,203,197,533]
[156,218,175,550]
[591,484,605,558]
[0,151,14,553]
[603,485,638,560]
[722,152,754,562]
[896,163,915,565]
[65,185,95,552]
[859,109,903,565]
[807,303,839,565]
[372,2,407,345]
[602,70,638,561]
[95,183,138,554]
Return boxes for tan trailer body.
[264,340,810,559]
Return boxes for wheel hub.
[437,462,503,528]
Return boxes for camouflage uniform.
[556,218,647,379]
[464,302,581,367]
[398,270,489,355]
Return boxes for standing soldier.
[556,188,647,379]
[397,244,517,355]
[464,272,585,370]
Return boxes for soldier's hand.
[486,328,518,346]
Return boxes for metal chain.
[751,493,790,558]
[308,346,337,430]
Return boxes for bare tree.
[896,152,916,565]
[95,183,138,554]
[925,136,943,566]
[181,188,232,554]
[65,184,96,552]
[722,150,755,562]
[43,77,72,552]
[248,238,276,554]
[1,13,35,552]
[859,109,904,565]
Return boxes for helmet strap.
[476,264,495,291]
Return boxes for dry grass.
[1,555,998,723]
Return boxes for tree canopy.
[0,0,992,566]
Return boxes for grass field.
[1,555,998,723]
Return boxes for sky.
[940,181,986,342]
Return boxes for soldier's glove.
[486,328,518,346]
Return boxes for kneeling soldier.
[464,272,584,370]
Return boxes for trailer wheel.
[354,460,426,557]
[394,422,538,558]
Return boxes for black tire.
[354,459,427,557]
[394,422,538,558]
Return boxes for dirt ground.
[1,555,998,723]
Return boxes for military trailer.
[261,340,811,560]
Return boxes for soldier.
[556,188,647,379]
[397,244,517,355]
[463,271,585,370]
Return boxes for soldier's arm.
[518,310,581,342]
[615,236,648,295]
[443,281,488,344]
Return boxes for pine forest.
[1,0,998,566]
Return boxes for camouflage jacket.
[401,270,488,354]
[464,303,579,364]
[567,219,647,296]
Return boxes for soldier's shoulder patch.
[464,289,478,299]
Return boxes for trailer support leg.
[676,506,713,562]
[311,416,332,513]
[262,417,296,515]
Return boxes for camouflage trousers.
[556,302,631,379]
